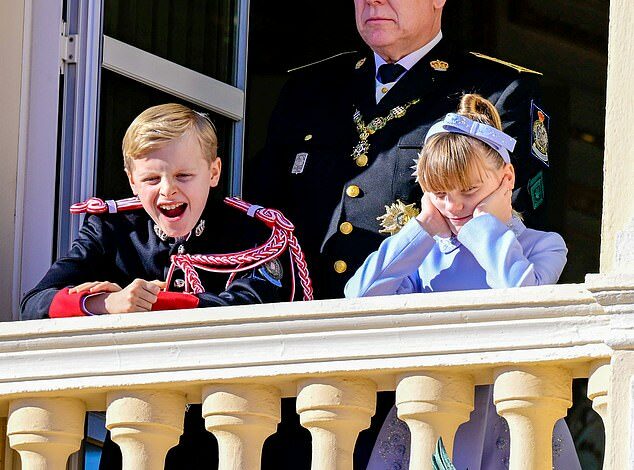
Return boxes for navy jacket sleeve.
[20,215,112,320]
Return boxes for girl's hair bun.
[457,94,502,131]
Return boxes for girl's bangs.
[419,134,491,193]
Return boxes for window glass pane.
[97,69,232,203]
[86,412,107,442]
[103,0,236,84]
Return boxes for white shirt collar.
[374,30,443,79]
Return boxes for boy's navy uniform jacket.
[20,197,287,470]
[247,39,548,301]
[20,197,283,320]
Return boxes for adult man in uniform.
[250,1,550,467]
[247,0,550,302]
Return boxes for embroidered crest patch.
[530,101,550,166]
[258,259,283,287]
[528,171,545,210]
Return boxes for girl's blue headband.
[424,113,516,164]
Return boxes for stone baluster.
[297,377,376,470]
[7,397,85,470]
[587,360,610,466]
[494,366,572,470]
[396,372,474,470]
[202,384,280,470]
[106,390,186,470]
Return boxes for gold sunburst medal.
[377,200,420,235]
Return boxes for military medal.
[352,98,420,167]
[377,200,420,235]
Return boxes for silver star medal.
[411,157,420,183]
[292,153,309,174]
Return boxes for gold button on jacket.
[346,185,360,198]
[339,222,353,235]
[334,260,348,273]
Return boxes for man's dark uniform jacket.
[247,39,548,301]
[20,197,285,470]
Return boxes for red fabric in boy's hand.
[151,291,200,311]
[49,287,87,318]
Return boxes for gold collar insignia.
[430,59,449,71]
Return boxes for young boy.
[20,103,284,320]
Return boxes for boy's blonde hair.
[122,103,217,170]
[417,94,505,193]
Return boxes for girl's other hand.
[473,175,513,224]
[416,193,452,238]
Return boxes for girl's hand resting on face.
[416,193,452,238]
[473,175,513,224]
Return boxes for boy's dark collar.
[153,218,206,242]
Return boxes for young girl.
[345,95,580,469]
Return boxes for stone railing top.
[0,277,632,414]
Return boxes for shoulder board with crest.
[469,52,542,75]
[287,51,358,73]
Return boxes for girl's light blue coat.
[345,214,580,470]
[345,213,567,298]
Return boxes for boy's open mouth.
[158,202,187,218]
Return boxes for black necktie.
[377,63,407,84]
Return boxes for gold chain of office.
[351,98,420,167]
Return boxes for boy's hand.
[416,193,452,238]
[69,281,122,295]
[85,279,162,314]
[474,176,513,224]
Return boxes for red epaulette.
[70,197,143,215]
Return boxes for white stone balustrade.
[0,275,632,470]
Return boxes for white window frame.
[13,0,251,318]
[12,0,65,319]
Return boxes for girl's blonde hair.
[417,94,506,193]
[122,103,217,170]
